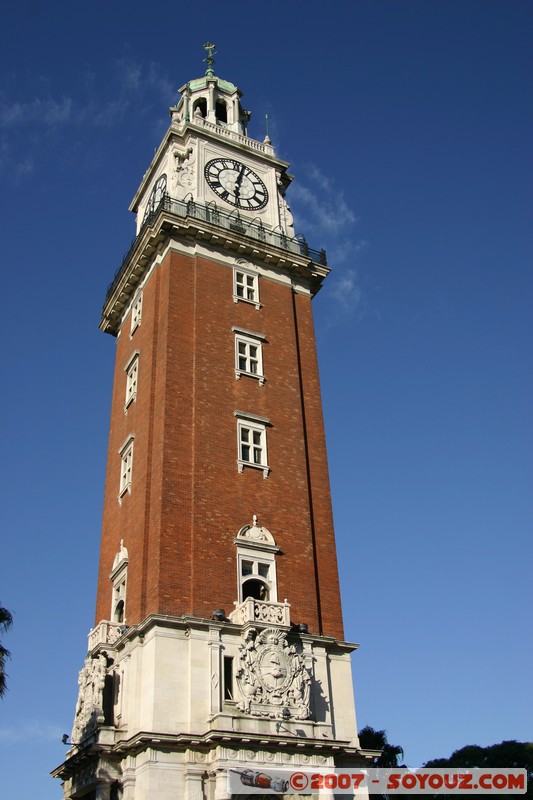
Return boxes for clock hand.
[234,164,246,196]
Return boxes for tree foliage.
[0,605,13,697]
[423,740,533,798]
[358,728,532,799]
[358,726,405,799]
[359,725,405,767]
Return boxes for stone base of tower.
[52,611,374,799]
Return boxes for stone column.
[214,768,231,800]
[184,767,205,800]
[228,95,236,128]
[95,782,111,800]
[207,82,216,123]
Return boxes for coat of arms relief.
[236,627,311,720]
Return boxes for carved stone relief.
[235,627,311,719]
[171,142,196,198]
[71,653,108,743]
[236,514,275,545]
[279,193,295,237]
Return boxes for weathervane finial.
[203,42,217,76]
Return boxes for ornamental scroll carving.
[71,653,108,743]
[254,602,287,625]
[236,627,311,720]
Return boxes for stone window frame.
[237,552,278,604]
[124,351,140,412]
[233,267,260,309]
[110,541,129,624]
[130,291,143,335]
[234,518,280,604]
[234,411,270,478]
[232,326,265,385]
[119,436,134,501]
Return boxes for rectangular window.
[234,331,264,384]
[241,558,271,581]
[240,426,263,464]
[124,353,139,410]
[119,438,134,499]
[238,340,258,373]
[233,269,260,308]
[223,656,234,701]
[131,292,142,334]
[236,416,269,477]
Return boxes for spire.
[203,41,216,77]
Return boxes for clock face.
[142,174,167,222]
[204,158,268,210]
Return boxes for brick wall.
[95,248,344,640]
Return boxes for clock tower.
[53,46,371,800]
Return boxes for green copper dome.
[187,75,240,95]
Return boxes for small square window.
[124,353,139,410]
[131,292,142,334]
[242,560,254,576]
[223,656,234,701]
[233,269,260,309]
[258,563,270,579]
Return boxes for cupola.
[170,42,251,135]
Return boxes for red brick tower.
[53,48,368,800]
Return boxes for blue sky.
[1,2,531,796]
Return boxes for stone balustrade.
[229,597,291,627]
[191,117,275,155]
[88,620,123,650]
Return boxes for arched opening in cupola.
[192,97,207,118]
[215,98,228,124]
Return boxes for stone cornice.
[110,728,363,757]
[51,728,377,781]
[88,613,359,657]
[100,204,329,336]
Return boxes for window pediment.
[236,515,277,549]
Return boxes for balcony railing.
[88,620,124,650]
[229,596,291,627]
[104,194,327,305]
